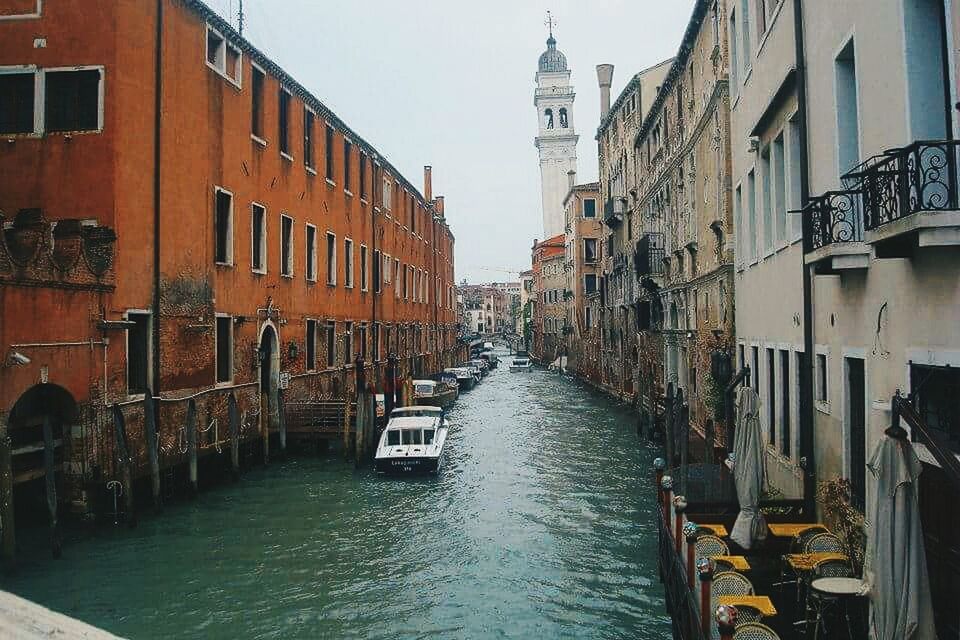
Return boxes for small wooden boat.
[413,379,457,408]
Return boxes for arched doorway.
[258,323,281,460]
[6,383,77,555]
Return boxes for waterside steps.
[0,589,123,639]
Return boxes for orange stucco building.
[0,0,459,523]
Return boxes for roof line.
[596,57,674,135]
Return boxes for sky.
[203,0,695,283]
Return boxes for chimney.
[567,169,577,190]
[435,195,445,218]
[596,64,614,118]
[424,165,432,202]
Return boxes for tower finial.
[545,10,556,40]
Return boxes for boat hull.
[375,455,441,475]
[509,365,532,372]
[415,388,457,408]
[457,376,476,390]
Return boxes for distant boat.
[444,367,476,390]
[480,350,499,368]
[413,379,457,408]
[374,406,449,475]
[510,356,532,372]
[469,359,490,377]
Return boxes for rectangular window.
[372,323,380,361]
[787,115,803,239]
[373,250,382,293]
[584,274,598,295]
[584,238,598,262]
[835,39,860,176]
[206,27,240,84]
[384,254,392,283]
[403,265,409,299]
[585,306,593,329]
[326,321,336,368]
[358,323,368,360]
[730,9,740,89]
[304,108,315,170]
[214,187,233,265]
[734,184,744,266]
[279,88,291,157]
[251,203,266,273]
[126,312,151,395]
[326,232,336,285]
[582,198,596,218]
[761,145,772,252]
[344,238,354,287]
[344,322,354,364]
[251,66,264,139]
[816,353,829,403]
[739,0,751,72]
[0,72,35,134]
[773,132,787,245]
[360,244,368,291]
[305,224,317,281]
[766,347,776,445]
[343,139,352,192]
[325,125,335,180]
[359,152,368,199]
[45,69,101,132]
[306,319,317,371]
[216,315,233,384]
[780,349,791,457]
[382,178,392,210]
[751,346,760,392]
[280,214,293,276]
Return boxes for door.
[846,357,866,511]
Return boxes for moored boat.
[413,379,457,408]
[480,350,499,368]
[374,406,449,475]
[445,367,476,390]
[509,356,532,372]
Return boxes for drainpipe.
[794,0,816,516]
[151,0,164,450]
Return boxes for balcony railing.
[635,232,665,276]
[801,189,863,253]
[603,197,628,227]
[844,139,960,231]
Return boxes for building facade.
[530,235,565,362]
[0,0,459,524]
[561,180,602,382]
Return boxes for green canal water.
[4,363,670,639]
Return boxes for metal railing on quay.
[658,502,707,640]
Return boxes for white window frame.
[213,186,234,266]
[384,253,392,283]
[280,213,294,277]
[360,243,369,291]
[251,202,267,274]
[124,309,153,399]
[205,25,242,89]
[279,86,294,162]
[326,231,337,286]
[39,65,107,135]
[305,223,317,282]
[344,238,354,288]
[0,1,42,20]
[0,65,40,136]
[214,313,234,386]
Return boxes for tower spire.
[545,10,556,41]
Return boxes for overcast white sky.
[204,0,694,283]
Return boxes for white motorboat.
[374,406,449,475]
[509,356,533,372]
[444,367,476,390]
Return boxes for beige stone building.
[561,179,601,381]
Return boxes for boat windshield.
[423,429,435,445]
[401,429,423,445]
[414,384,434,396]
[387,430,401,446]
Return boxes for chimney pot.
[567,169,577,189]
[424,166,433,202]
[596,64,615,118]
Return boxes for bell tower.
[534,13,578,238]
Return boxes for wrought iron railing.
[844,139,960,231]
[635,232,665,276]
[603,197,627,226]
[801,189,863,253]
[658,503,706,640]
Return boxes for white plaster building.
[534,31,579,238]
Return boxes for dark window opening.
[306,225,316,280]
[360,153,368,198]
[216,316,232,383]
[912,364,960,453]
[252,203,266,271]
[780,349,791,458]
[306,319,317,371]
[326,321,336,367]
[0,73,35,134]
[45,69,100,132]
[767,348,776,445]
[281,216,293,276]
[214,189,232,264]
[278,89,291,155]
[304,109,314,168]
[127,313,150,395]
[251,66,264,138]
[343,139,352,190]
[326,233,336,285]
[584,274,598,295]
[325,125,335,179]
[583,198,596,218]
[373,249,382,293]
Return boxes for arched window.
[544,108,554,129]
[559,107,568,128]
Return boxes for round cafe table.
[808,578,867,640]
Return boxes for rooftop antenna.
[238,0,245,36]
[544,10,556,39]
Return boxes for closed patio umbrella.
[865,431,937,640]
[730,386,767,550]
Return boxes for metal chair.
[804,532,845,553]
[733,605,764,626]
[789,526,828,554]
[712,571,755,597]
[733,622,781,639]
[813,558,853,579]
[714,558,736,573]
[695,534,730,558]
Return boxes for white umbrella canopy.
[730,386,767,550]
[865,433,938,640]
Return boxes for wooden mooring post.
[41,416,61,558]
[277,389,287,455]
[0,420,15,568]
[111,405,136,527]
[144,392,161,510]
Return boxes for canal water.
[4,360,670,639]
